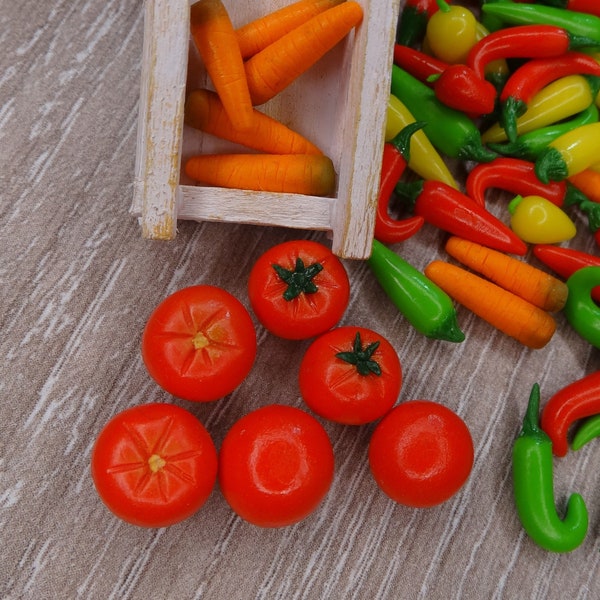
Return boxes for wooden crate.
[131,0,401,259]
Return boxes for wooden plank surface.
[2,1,600,599]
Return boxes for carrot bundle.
[244,1,364,105]
[184,153,337,196]
[424,260,556,349]
[185,89,324,155]
[444,236,569,312]
[236,0,345,60]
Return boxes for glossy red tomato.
[299,326,402,425]
[218,404,335,527]
[142,285,256,402]
[368,400,474,508]
[247,240,350,340]
[91,403,218,527]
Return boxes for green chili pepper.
[572,413,600,450]
[513,383,588,553]
[367,239,465,343]
[482,2,600,46]
[564,266,600,348]
[390,65,497,163]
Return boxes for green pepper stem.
[389,121,427,163]
[520,383,544,438]
[507,194,524,215]
[394,179,425,214]
[436,0,451,13]
[534,148,568,184]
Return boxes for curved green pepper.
[513,383,588,553]
[572,413,600,450]
[367,239,465,343]
[564,266,600,348]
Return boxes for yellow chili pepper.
[385,94,459,189]
[482,75,597,144]
[535,122,600,183]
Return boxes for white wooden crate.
[131,0,401,259]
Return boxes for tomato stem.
[335,332,382,376]
[148,454,166,473]
[273,257,324,301]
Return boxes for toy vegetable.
[512,383,588,553]
[393,44,448,84]
[535,0,600,17]
[564,266,600,348]
[396,0,439,47]
[367,240,465,343]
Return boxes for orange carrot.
[568,168,600,203]
[244,1,363,105]
[236,0,345,60]
[444,236,569,312]
[184,153,336,195]
[190,0,254,130]
[185,89,323,155]
[424,260,556,349]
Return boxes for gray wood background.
[2,1,600,598]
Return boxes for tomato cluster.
[91,239,474,529]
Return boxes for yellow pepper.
[535,122,600,183]
[482,75,597,144]
[385,94,459,189]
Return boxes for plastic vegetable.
[244,1,363,105]
[569,166,600,203]
[535,122,600,183]
[535,0,600,17]
[368,239,465,343]
[184,153,336,195]
[390,65,497,162]
[498,52,600,142]
[572,413,600,451]
[185,89,323,155]
[235,0,344,59]
[424,260,556,349]
[482,1,600,46]
[375,122,426,244]
[564,266,600,348]
[190,0,254,130]
[481,74,599,144]
[512,383,588,553]
[508,194,576,244]
[385,94,459,189]
[445,236,568,312]
[396,0,439,46]
[395,179,528,255]
[541,371,600,457]
[393,44,448,85]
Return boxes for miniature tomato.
[91,403,218,527]
[368,400,474,508]
[247,239,350,340]
[142,285,256,402]
[299,326,402,425]
[218,404,335,527]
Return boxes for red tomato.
[142,285,256,402]
[299,326,402,425]
[368,400,474,508]
[91,403,218,527]
[218,404,335,527]
[247,240,350,340]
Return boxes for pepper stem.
[335,332,382,376]
[507,195,523,215]
[436,0,450,12]
[272,257,323,301]
[520,383,543,438]
[534,148,568,184]
[389,121,427,163]
[394,179,425,214]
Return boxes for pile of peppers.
[373,0,600,553]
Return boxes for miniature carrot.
[244,1,363,105]
[184,153,336,196]
[185,89,323,155]
[445,236,569,312]
[235,0,345,59]
[424,260,557,349]
[569,168,600,203]
[190,0,254,130]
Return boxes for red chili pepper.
[540,371,600,457]
[432,64,497,116]
[375,122,426,244]
[393,44,448,85]
[467,24,588,80]
[395,179,528,255]
[500,52,600,142]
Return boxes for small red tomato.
[299,326,402,425]
[91,403,218,527]
[247,240,350,340]
[368,400,474,508]
[218,404,335,527]
[142,285,256,402]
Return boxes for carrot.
[568,168,600,203]
[424,260,556,349]
[244,1,364,105]
[185,89,324,155]
[184,153,336,195]
[190,0,254,130]
[444,236,569,312]
[236,0,346,60]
